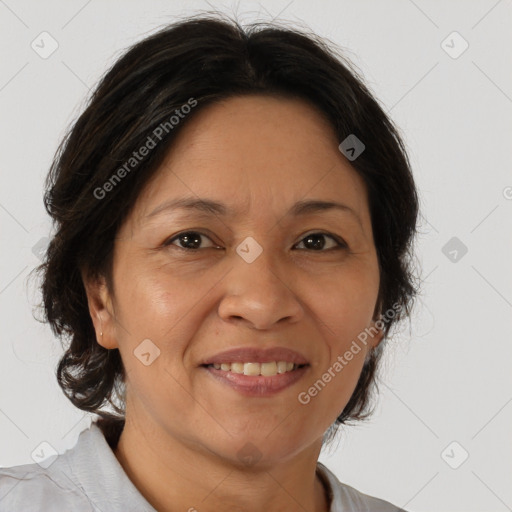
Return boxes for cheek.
[314,263,379,343]
[112,264,224,408]
[112,270,200,416]
[113,262,191,336]
[302,262,378,408]
[296,343,368,435]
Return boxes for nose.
[217,248,304,330]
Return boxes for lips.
[203,364,309,397]
[201,347,309,366]
[200,347,310,396]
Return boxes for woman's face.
[95,95,382,465]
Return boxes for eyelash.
[163,230,348,252]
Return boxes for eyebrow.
[146,197,361,224]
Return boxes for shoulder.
[317,462,408,512]
[1,420,155,512]
[0,421,109,512]
[0,460,94,511]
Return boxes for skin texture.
[84,95,384,512]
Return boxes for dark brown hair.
[33,14,418,445]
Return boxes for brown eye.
[166,231,216,250]
[294,232,347,251]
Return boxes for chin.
[211,433,310,470]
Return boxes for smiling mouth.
[203,361,308,377]
[202,361,310,396]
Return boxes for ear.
[82,271,118,350]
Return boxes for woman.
[0,14,417,511]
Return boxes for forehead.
[131,95,370,226]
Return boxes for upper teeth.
[212,361,297,376]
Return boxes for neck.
[113,413,330,512]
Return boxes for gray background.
[1,1,511,511]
